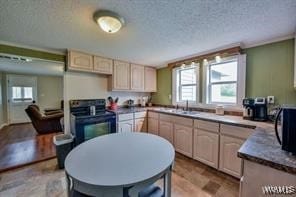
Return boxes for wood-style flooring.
[0,123,57,172]
[0,153,239,196]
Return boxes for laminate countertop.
[112,107,262,128]
[238,127,296,175]
[108,106,147,114]
[112,106,296,175]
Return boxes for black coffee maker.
[242,98,255,120]
[253,97,268,121]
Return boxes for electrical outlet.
[267,96,275,104]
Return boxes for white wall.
[0,72,4,128]
[0,73,63,126]
[63,71,150,133]
[37,76,63,111]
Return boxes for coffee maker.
[243,98,255,120]
[253,97,268,121]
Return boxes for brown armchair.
[25,105,64,134]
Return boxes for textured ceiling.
[0,0,295,66]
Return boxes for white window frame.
[203,54,246,108]
[172,64,200,106]
[12,86,34,102]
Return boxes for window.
[172,54,246,108]
[205,55,246,106]
[12,86,33,102]
[173,64,199,104]
[208,59,238,104]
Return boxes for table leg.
[65,172,72,197]
[163,166,172,197]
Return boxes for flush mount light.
[93,10,125,33]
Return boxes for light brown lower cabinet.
[193,129,219,168]
[174,124,193,158]
[134,118,147,132]
[118,120,134,133]
[148,118,159,135]
[159,121,174,145]
[240,160,296,197]
[219,135,244,178]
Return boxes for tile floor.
[0,153,239,197]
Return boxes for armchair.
[25,105,64,134]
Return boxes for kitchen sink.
[156,108,200,116]
[157,108,177,113]
[177,111,199,115]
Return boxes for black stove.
[70,99,116,145]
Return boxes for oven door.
[73,115,116,145]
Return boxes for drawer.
[220,124,254,139]
[159,114,174,122]
[134,111,147,119]
[118,113,134,121]
[173,116,193,127]
[148,111,159,119]
[194,119,219,133]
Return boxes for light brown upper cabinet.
[93,56,113,75]
[67,50,157,92]
[67,50,93,72]
[130,64,145,91]
[111,60,130,90]
[144,67,157,92]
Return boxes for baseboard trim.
[0,123,8,130]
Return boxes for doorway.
[7,74,37,124]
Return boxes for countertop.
[238,127,296,174]
[111,106,264,129]
[112,106,296,174]
[109,106,147,114]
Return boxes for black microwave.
[275,106,296,154]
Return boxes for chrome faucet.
[185,100,189,111]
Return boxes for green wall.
[245,39,295,104]
[152,38,296,105]
[0,44,65,62]
[152,67,172,105]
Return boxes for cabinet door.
[131,64,144,91]
[219,135,244,178]
[148,118,158,135]
[144,67,157,92]
[67,50,93,71]
[193,129,219,168]
[159,121,174,145]
[174,124,193,158]
[93,56,113,74]
[113,60,130,90]
[118,120,134,133]
[134,118,147,132]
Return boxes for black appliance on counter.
[70,99,116,145]
[253,97,268,121]
[242,98,254,120]
[242,97,268,121]
[275,106,296,155]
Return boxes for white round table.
[65,132,175,197]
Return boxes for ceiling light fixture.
[93,10,125,33]
[215,55,221,63]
